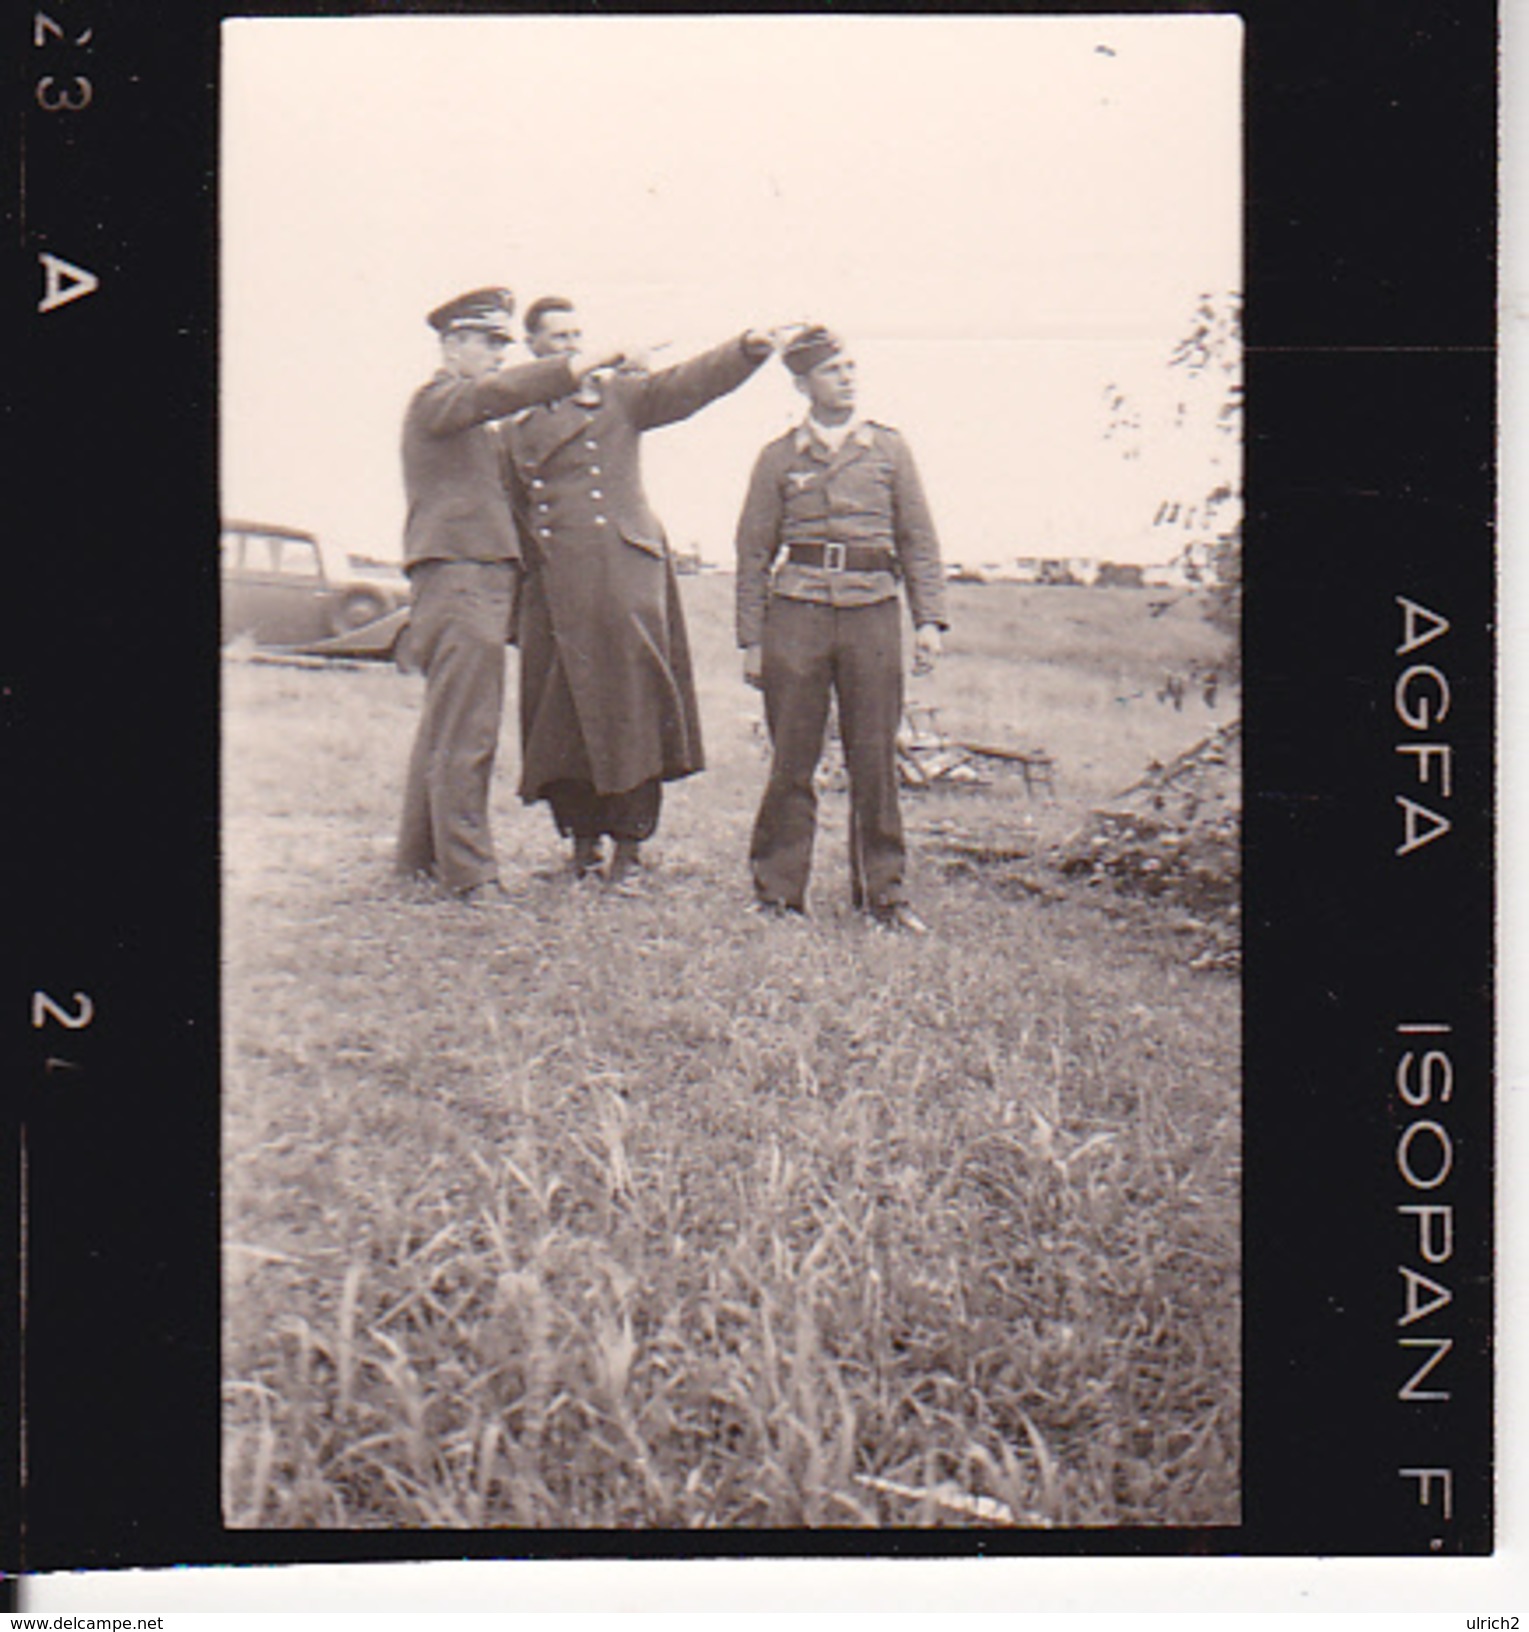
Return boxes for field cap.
[782,325,845,376]
[427,287,516,337]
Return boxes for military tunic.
[504,335,768,832]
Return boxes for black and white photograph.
[219,13,1243,1531]
[11,0,1502,1603]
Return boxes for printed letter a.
[1396,796,1451,858]
[38,251,99,314]
[1396,596,1449,656]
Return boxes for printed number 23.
[32,990,94,1030]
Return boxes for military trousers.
[396,559,517,894]
[750,595,906,912]
[545,777,663,843]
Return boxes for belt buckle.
[823,541,847,573]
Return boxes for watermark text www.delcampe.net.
[11,1619,164,1629]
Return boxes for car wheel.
[332,591,387,635]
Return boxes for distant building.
[949,556,1121,587]
[1143,559,1195,590]
[1095,561,1146,589]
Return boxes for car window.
[275,537,323,578]
[221,528,326,578]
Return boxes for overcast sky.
[221,14,1241,567]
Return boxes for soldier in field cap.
[735,325,948,932]
[395,286,625,907]
[779,324,843,377]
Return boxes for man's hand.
[912,624,943,677]
[744,323,810,357]
[743,644,764,690]
[571,346,629,385]
[613,343,657,375]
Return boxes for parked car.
[220,522,410,659]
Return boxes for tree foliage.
[1103,291,1242,664]
[1168,292,1241,649]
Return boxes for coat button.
[590,489,603,500]
[590,465,601,476]
[585,440,597,451]
[595,516,608,527]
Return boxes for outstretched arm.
[632,332,775,431]
[415,357,579,436]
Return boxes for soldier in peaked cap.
[735,326,948,933]
[502,296,783,890]
[395,286,626,906]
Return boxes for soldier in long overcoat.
[395,287,617,905]
[503,298,776,887]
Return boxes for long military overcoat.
[504,335,765,802]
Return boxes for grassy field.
[222,578,1240,1530]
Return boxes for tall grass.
[223,579,1239,1528]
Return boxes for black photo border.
[6,0,1497,1577]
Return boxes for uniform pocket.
[782,473,830,527]
[620,525,667,559]
[840,455,895,511]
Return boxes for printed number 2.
[34,12,94,47]
[32,990,94,1030]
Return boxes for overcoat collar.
[510,395,597,470]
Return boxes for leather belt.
[785,542,896,573]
